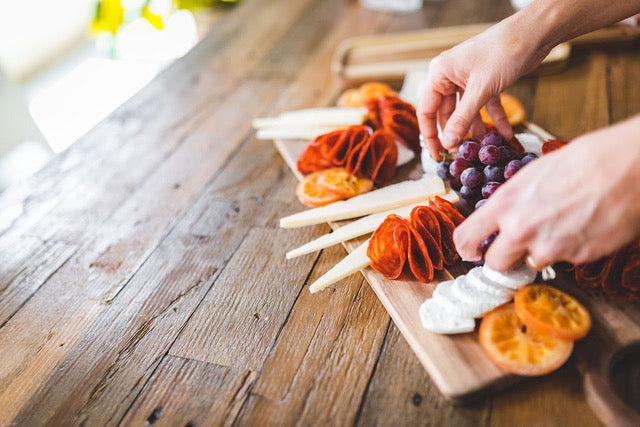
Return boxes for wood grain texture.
[0,0,639,424]
[120,357,255,427]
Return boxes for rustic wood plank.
[533,51,610,139]
[0,78,282,417]
[120,357,255,427]
[168,226,321,369]
[234,243,390,426]
[0,236,75,326]
[608,48,640,122]
[357,323,489,426]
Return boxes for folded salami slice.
[347,129,398,185]
[366,96,421,155]
[574,257,611,289]
[429,195,465,226]
[410,206,444,270]
[367,214,433,282]
[329,125,371,165]
[622,239,640,291]
[431,207,459,266]
[297,129,342,173]
[601,249,628,297]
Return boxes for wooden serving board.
[274,125,640,417]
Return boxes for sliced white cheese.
[280,174,446,228]
[396,142,415,166]
[466,266,516,299]
[256,126,339,141]
[286,203,423,259]
[419,298,476,335]
[451,275,510,313]
[482,263,538,290]
[252,107,367,129]
[432,280,489,318]
[308,240,371,294]
[515,132,543,155]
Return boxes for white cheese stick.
[256,126,338,141]
[309,240,371,293]
[252,107,367,129]
[287,203,422,259]
[280,174,445,228]
[285,191,458,259]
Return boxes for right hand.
[417,17,553,160]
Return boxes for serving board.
[274,125,640,418]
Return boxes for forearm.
[514,0,640,51]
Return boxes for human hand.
[417,16,552,161]
[453,116,640,271]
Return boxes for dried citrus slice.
[514,284,591,341]
[479,303,574,376]
[480,93,526,126]
[358,82,397,101]
[316,167,373,198]
[296,171,343,207]
[337,88,364,107]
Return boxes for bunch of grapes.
[436,132,539,210]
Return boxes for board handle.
[583,341,640,427]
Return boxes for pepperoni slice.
[365,96,421,155]
[506,134,525,157]
[621,239,640,291]
[430,208,459,266]
[574,257,611,289]
[601,249,628,297]
[348,129,398,186]
[542,139,569,154]
[367,214,434,282]
[410,206,444,270]
[297,129,342,173]
[328,125,371,165]
[429,195,465,226]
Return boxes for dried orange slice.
[480,93,526,126]
[479,303,574,376]
[359,82,397,101]
[336,82,397,107]
[337,88,364,107]
[296,171,343,207]
[316,167,373,198]
[514,284,591,341]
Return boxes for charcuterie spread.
[256,84,639,391]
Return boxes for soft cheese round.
[482,263,538,289]
[419,298,475,334]
[466,266,516,299]
[451,275,511,313]
[432,280,491,318]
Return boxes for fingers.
[437,94,457,133]
[483,232,528,271]
[453,200,501,261]
[442,85,488,150]
[469,114,486,140]
[484,95,513,141]
[417,88,444,161]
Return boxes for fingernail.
[443,132,459,148]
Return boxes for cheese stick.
[285,191,458,259]
[280,174,445,228]
[256,126,338,141]
[309,240,371,293]
[252,107,367,129]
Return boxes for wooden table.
[1,0,638,425]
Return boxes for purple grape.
[481,132,503,147]
[449,158,472,179]
[478,145,500,165]
[479,231,499,255]
[475,198,488,209]
[483,165,504,183]
[498,146,517,165]
[437,161,451,179]
[459,140,481,161]
[460,167,485,188]
[449,176,462,191]
[521,152,538,166]
[459,185,479,200]
[482,181,502,198]
[504,159,523,180]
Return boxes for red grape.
[449,158,472,178]
[481,132,503,147]
[482,181,502,198]
[479,145,500,165]
[461,167,485,188]
[437,161,451,179]
[504,159,522,180]
[521,152,538,166]
[459,140,481,161]
[483,165,504,183]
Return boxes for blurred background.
[0,0,236,192]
